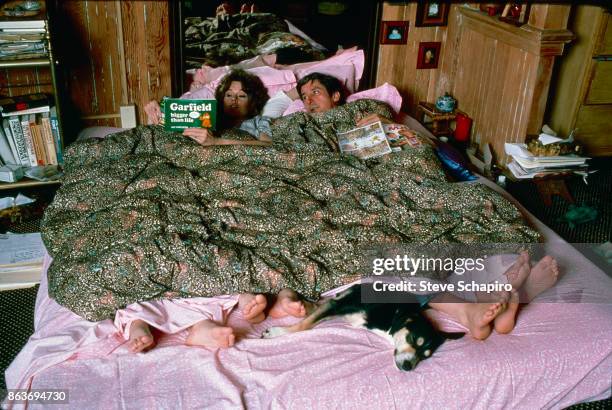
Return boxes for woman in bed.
[145,68,279,146]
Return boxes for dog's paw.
[262,326,289,339]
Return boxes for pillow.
[282,83,403,116]
[76,126,125,140]
[289,49,364,93]
[181,66,297,100]
[294,64,355,93]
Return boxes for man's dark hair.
[297,72,347,105]
[215,69,269,119]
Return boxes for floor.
[1,159,611,406]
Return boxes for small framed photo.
[416,42,441,69]
[380,20,409,45]
[415,2,449,27]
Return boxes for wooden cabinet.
[548,6,612,156]
[0,0,64,191]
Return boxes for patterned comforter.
[42,100,540,321]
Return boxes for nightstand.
[417,101,466,137]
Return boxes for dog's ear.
[439,331,465,340]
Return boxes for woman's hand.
[183,128,217,146]
[144,100,163,125]
[355,113,394,127]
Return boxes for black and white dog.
[262,284,464,371]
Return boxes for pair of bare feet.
[127,289,310,353]
[431,252,559,340]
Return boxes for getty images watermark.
[359,243,612,304]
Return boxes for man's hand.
[144,100,163,125]
[355,113,394,127]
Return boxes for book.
[0,20,45,29]
[0,125,17,164]
[0,92,49,115]
[49,106,62,164]
[162,98,217,131]
[29,113,46,165]
[7,116,29,165]
[0,1,47,31]
[0,232,44,290]
[2,118,19,162]
[0,163,23,182]
[20,114,37,166]
[336,121,392,160]
[40,112,57,165]
[1,104,49,116]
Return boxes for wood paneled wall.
[50,0,172,137]
[376,2,573,164]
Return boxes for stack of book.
[0,232,44,290]
[0,4,47,61]
[505,142,589,179]
[0,92,62,169]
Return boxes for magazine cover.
[382,123,422,148]
[162,98,217,131]
[336,121,392,160]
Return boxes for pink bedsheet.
[5,184,612,410]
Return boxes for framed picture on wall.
[415,2,449,27]
[380,20,409,45]
[416,42,441,69]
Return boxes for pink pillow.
[294,65,355,93]
[283,83,403,116]
[182,66,297,99]
[285,49,364,93]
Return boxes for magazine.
[336,121,392,160]
[382,123,423,148]
[162,98,217,131]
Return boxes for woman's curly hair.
[215,69,269,127]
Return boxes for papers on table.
[504,143,589,179]
[0,232,44,289]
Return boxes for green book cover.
[162,98,217,131]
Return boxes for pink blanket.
[5,184,612,410]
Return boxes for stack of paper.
[0,232,44,290]
[505,142,589,179]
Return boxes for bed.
[5,120,612,409]
[4,21,612,408]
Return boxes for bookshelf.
[0,0,63,191]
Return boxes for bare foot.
[504,251,531,290]
[268,289,310,318]
[239,293,267,324]
[128,320,155,353]
[186,320,235,348]
[460,300,507,340]
[494,290,520,334]
[520,256,559,302]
